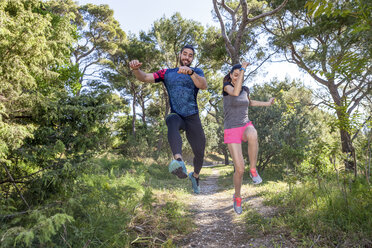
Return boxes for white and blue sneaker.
[188,172,200,194]
[168,160,187,179]
[233,194,243,214]
[250,171,262,184]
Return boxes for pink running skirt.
[224,122,254,144]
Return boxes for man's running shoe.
[188,172,200,194]
[168,160,187,179]
[250,170,262,184]
[233,194,243,214]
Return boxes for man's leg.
[166,113,185,159]
[184,114,206,177]
[184,114,205,194]
[166,113,187,178]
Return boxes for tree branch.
[2,163,30,209]
[245,0,289,23]
[213,0,235,60]
[290,44,329,85]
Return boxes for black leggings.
[165,113,206,174]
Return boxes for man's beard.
[180,58,191,67]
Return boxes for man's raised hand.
[129,60,142,70]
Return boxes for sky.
[76,0,314,86]
[77,0,218,34]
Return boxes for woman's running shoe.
[233,194,243,214]
[250,171,262,184]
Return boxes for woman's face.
[230,69,240,84]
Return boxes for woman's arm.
[224,61,249,96]
[250,98,275,107]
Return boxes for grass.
[211,163,372,247]
[253,169,372,247]
[4,152,371,247]
[0,154,196,248]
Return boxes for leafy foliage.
[1,0,371,246]
[0,0,76,162]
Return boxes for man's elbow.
[200,79,208,90]
[200,84,208,90]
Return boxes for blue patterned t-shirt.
[153,67,204,117]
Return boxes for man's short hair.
[181,44,195,54]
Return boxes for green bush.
[1,155,192,247]
[262,175,372,247]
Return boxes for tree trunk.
[161,84,170,117]
[223,148,229,165]
[213,0,288,65]
[132,92,136,137]
[139,95,147,126]
[326,79,356,172]
[156,130,164,159]
[367,133,371,184]
[339,129,356,171]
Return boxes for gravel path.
[178,168,294,248]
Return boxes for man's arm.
[190,72,207,90]
[129,60,155,83]
[178,66,207,90]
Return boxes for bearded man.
[129,45,207,194]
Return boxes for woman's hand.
[268,97,275,105]
[241,61,250,69]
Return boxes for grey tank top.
[223,82,250,130]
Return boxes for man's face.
[179,48,194,66]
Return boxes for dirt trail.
[178,168,293,248]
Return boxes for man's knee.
[166,114,186,132]
[166,113,180,125]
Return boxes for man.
[129,45,207,194]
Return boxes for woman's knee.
[234,166,245,176]
[244,127,257,142]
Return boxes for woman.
[223,62,275,214]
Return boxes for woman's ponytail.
[223,73,231,83]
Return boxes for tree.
[265,0,372,172]
[149,12,205,68]
[248,80,314,171]
[204,75,231,165]
[71,3,125,95]
[106,13,207,148]
[0,0,76,199]
[212,0,288,64]
[0,0,120,216]
[104,34,161,137]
